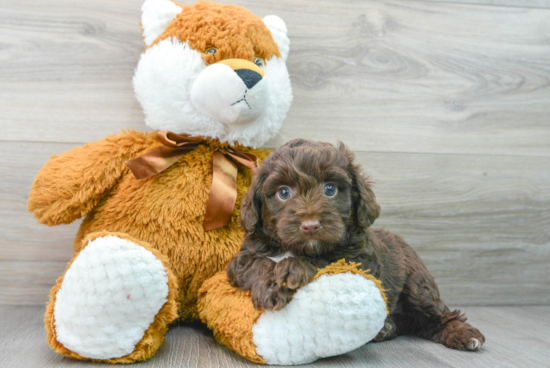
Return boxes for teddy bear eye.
[205,47,217,55]
[254,57,264,67]
[277,186,292,201]
[324,183,338,197]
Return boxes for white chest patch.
[53,235,169,360]
[267,251,294,263]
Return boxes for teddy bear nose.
[234,69,263,89]
[300,219,321,236]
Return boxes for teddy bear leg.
[45,231,178,363]
[198,261,388,365]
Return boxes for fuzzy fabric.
[262,15,289,61]
[190,59,269,126]
[141,0,182,46]
[44,231,179,363]
[253,261,388,365]
[152,1,282,60]
[54,235,171,359]
[133,1,292,147]
[29,131,270,323]
[198,260,388,365]
[198,272,266,364]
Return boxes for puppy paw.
[467,338,482,350]
[438,321,485,351]
[273,258,317,290]
[373,317,398,342]
[251,284,294,311]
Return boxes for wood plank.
[424,0,550,9]
[1,305,550,367]
[0,0,146,141]
[1,141,548,305]
[363,151,550,306]
[1,0,549,157]
[0,142,81,262]
[0,262,65,305]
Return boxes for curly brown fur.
[228,139,485,351]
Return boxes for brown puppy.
[227,139,485,351]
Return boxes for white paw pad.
[53,235,169,359]
[252,273,387,365]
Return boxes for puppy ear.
[354,171,381,228]
[342,145,381,228]
[240,171,264,233]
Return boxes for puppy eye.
[254,57,264,67]
[205,47,217,55]
[277,186,292,201]
[324,183,338,197]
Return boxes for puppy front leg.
[273,257,317,290]
[251,258,316,311]
[226,253,289,311]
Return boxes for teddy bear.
[28,0,388,365]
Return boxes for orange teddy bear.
[28,1,387,365]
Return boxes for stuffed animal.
[28,0,388,365]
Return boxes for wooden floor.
[1,305,549,368]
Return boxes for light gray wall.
[1,0,549,305]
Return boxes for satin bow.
[126,130,258,231]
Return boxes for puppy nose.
[300,219,321,236]
[234,69,262,89]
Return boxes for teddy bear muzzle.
[190,58,269,126]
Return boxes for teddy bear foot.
[199,261,388,365]
[45,232,178,363]
[252,268,387,364]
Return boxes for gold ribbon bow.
[126,130,258,231]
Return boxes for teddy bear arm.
[28,132,148,226]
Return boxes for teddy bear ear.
[262,15,290,62]
[141,0,183,46]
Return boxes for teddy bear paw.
[52,235,170,360]
[251,272,387,365]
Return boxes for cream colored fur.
[134,2,292,148]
